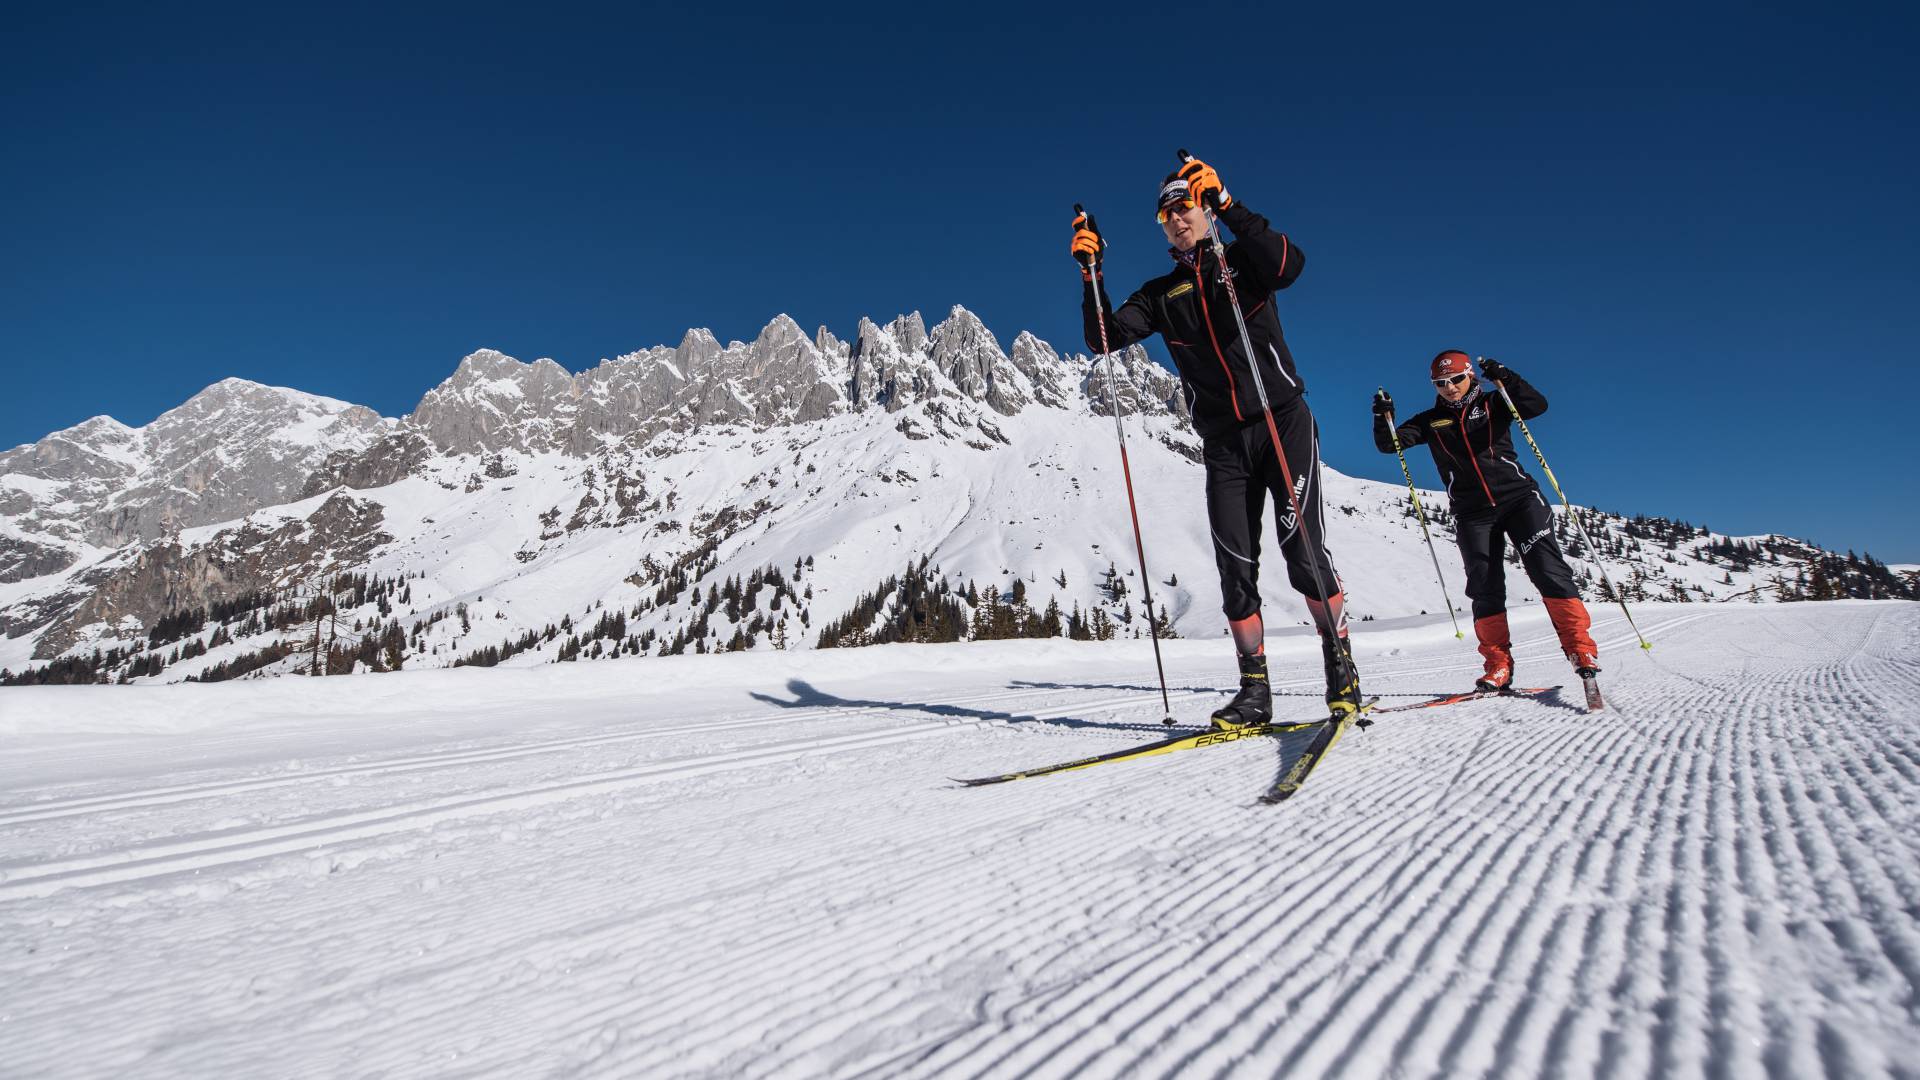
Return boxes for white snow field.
[2,601,1916,1078]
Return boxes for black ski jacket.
[1083,202,1306,439]
[1374,374,1548,513]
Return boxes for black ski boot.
[1210,653,1272,731]
[1322,635,1364,719]
[1570,650,1604,711]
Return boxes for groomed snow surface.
[2,602,1917,1078]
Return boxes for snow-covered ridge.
[1,307,1910,683]
[0,378,392,566]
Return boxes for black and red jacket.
[1375,374,1548,514]
[1082,202,1306,440]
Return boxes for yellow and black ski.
[1260,697,1380,804]
[956,718,1327,787]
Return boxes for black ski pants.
[1203,398,1343,625]
[1454,491,1581,619]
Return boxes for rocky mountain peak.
[754,313,808,348]
[675,329,723,369]
[888,312,928,353]
[927,305,1028,415]
[815,326,850,362]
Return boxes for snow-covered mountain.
[2,306,1910,684]
[0,379,391,577]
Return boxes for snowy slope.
[2,602,1916,1076]
[3,308,1907,684]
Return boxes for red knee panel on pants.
[1474,613,1512,676]
[1542,596,1596,656]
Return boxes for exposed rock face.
[1008,332,1074,410]
[383,306,1176,462]
[407,316,856,458]
[0,534,79,584]
[928,306,1028,416]
[301,431,437,498]
[0,379,392,550]
[410,350,579,455]
[1087,345,1187,419]
[31,493,393,659]
[849,316,921,411]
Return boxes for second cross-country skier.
[1073,156,1361,730]
[1372,352,1601,690]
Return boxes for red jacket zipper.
[1193,261,1245,422]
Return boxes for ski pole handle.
[1073,204,1102,242]
[1072,203,1104,270]
[1173,149,1225,211]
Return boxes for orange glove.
[1070,207,1104,277]
[1177,156,1232,211]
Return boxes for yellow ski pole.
[1484,364,1651,651]
[1381,389,1463,639]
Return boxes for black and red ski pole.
[1175,150,1344,652]
[1076,203,1176,725]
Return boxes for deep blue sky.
[7,2,1917,560]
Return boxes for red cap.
[1430,350,1473,380]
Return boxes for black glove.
[1479,358,1512,384]
[1070,207,1104,276]
[1372,389,1394,417]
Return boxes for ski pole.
[1077,203,1176,724]
[1381,390,1463,639]
[1177,150,1342,646]
[1484,366,1651,651]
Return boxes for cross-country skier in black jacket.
[1373,352,1600,690]
[1074,156,1360,729]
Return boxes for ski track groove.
[0,679,1188,827]
[3,604,1917,1078]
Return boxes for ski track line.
[3,763,1082,1078]
[0,704,877,826]
[0,719,1005,901]
[0,680,1211,830]
[0,679,1095,810]
[9,728,1242,1076]
[0,607,1706,833]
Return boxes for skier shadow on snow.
[750,679,1178,735]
